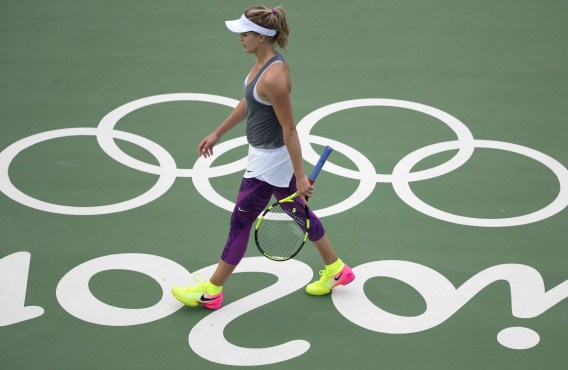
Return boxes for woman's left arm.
[263,65,313,197]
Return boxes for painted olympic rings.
[97,93,240,177]
[296,99,475,182]
[0,128,177,215]
[392,140,568,227]
[1,94,567,226]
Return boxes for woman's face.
[239,32,262,53]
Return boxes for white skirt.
[244,145,293,187]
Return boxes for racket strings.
[256,202,309,260]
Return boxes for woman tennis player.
[172,6,354,309]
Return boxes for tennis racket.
[255,146,333,261]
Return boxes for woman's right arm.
[198,97,246,158]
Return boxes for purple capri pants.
[221,176,325,265]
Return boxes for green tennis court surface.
[2,1,567,369]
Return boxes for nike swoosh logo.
[238,207,249,212]
[246,170,253,173]
[334,272,343,281]
[200,294,220,302]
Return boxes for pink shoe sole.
[333,264,355,289]
[199,292,223,310]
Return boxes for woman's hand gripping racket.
[255,146,333,261]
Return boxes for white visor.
[225,14,277,37]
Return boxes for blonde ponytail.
[244,5,289,50]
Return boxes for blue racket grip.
[308,146,333,183]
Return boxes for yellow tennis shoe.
[171,275,223,310]
[306,263,355,296]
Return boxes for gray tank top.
[244,53,285,149]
